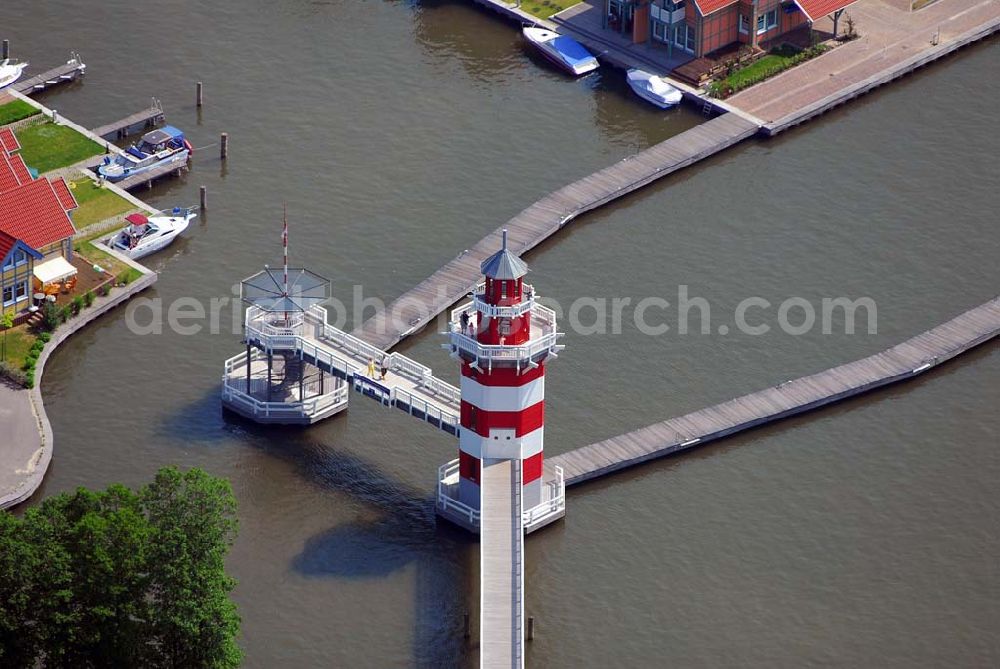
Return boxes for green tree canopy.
[0,467,241,668]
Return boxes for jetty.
[115,158,188,191]
[91,100,164,140]
[352,112,760,350]
[550,297,1000,485]
[12,55,86,95]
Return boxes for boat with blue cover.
[97,125,192,182]
[522,26,599,76]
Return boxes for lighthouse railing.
[437,459,481,527]
[522,466,565,527]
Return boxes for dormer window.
[2,249,28,271]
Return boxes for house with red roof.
[0,130,79,317]
[604,0,858,60]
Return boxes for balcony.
[445,297,563,368]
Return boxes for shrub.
[84,290,95,307]
[117,270,133,286]
[71,295,85,316]
[0,360,29,387]
[38,332,51,343]
[99,282,112,297]
[41,301,61,331]
[25,370,34,388]
[23,357,36,372]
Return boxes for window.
[501,282,507,298]
[653,20,667,40]
[2,279,28,307]
[757,9,778,33]
[739,14,749,34]
[673,23,695,53]
[2,249,27,271]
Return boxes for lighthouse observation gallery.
[436,231,567,534]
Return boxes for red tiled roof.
[9,154,32,185]
[691,0,740,16]
[0,153,23,195]
[794,0,860,21]
[0,128,19,154]
[51,177,78,211]
[0,230,16,261]
[0,178,77,250]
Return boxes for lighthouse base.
[436,459,565,535]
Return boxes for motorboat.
[108,208,196,259]
[626,69,684,109]
[521,26,599,76]
[97,125,192,182]
[0,59,28,89]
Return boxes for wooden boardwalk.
[13,56,86,95]
[352,112,760,350]
[116,158,188,191]
[550,297,1000,486]
[91,101,164,140]
[479,459,524,669]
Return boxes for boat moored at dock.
[521,26,599,76]
[0,58,28,89]
[107,207,196,259]
[626,68,683,109]
[97,125,191,182]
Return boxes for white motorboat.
[108,208,196,259]
[626,69,684,109]
[0,59,28,89]
[522,26,599,76]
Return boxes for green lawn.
[15,122,104,174]
[1,326,35,366]
[74,230,144,284]
[0,99,41,125]
[519,0,580,19]
[69,178,135,229]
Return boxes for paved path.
[728,0,1000,125]
[0,382,45,507]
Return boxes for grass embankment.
[69,178,135,229]
[74,229,145,285]
[519,0,580,19]
[710,44,829,98]
[0,99,41,125]
[1,327,36,365]
[15,122,104,173]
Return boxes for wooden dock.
[353,112,760,350]
[115,158,188,191]
[549,297,1000,486]
[12,55,86,95]
[91,100,164,140]
[479,459,524,669]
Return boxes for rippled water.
[7,1,999,666]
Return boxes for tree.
[0,468,241,668]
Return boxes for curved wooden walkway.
[352,112,760,350]
[549,297,1000,485]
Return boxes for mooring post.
[196,81,203,107]
[199,185,207,211]
[463,613,470,639]
[220,132,229,161]
[527,616,535,641]
[1,40,9,61]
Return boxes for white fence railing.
[221,349,349,420]
[437,459,481,527]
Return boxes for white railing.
[513,458,524,666]
[394,386,460,428]
[437,459,481,527]
[246,306,305,336]
[221,349,349,420]
[447,300,563,365]
[522,466,565,527]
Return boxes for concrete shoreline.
[0,93,160,510]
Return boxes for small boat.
[626,69,683,109]
[97,125,192,182]
[522,26,599,76]
[108,208,196,259]
[0,59,28,89]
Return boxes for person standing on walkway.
[367,357,376,379]
[460,311,469,336]
[380,356,389,381]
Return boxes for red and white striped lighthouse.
[438,230,565,531]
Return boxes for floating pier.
[114,158,188,191]
[550,297,1000,484]
[352,112,760,350]
[12,54,86,95]
[91,99,164,140]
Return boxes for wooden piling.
[196,81,203,107]
[463,613,470,638]
[1,40,9,61]
[220,132,229,160]
[527,616,534,641]
[199,185,207,211]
